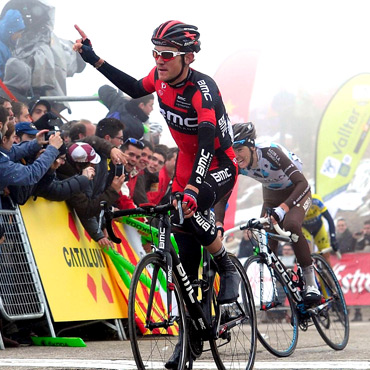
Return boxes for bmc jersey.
[98,62,236,193]
[239,141,303,190]
[140,67,236,192]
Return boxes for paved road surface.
[0,320,369,369]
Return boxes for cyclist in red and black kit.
[73,21,239,312]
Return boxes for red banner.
[331,253,370,306]
[213,50,259,230]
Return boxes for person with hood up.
[0,9,25,79]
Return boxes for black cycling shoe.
[165,341,182,369]
[217,270,241,304]
[165,340,194,369]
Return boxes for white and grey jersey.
[239,141,303,190]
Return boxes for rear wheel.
[244,255,299,357]
[311,253,349,350]
[210,255,257,370]
[128,253,188,370]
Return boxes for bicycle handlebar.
[224,216,298,243]
[100,201,177,244]
[320,247,342,260]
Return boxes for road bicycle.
[103,200,257,370]
[225,216,349,358]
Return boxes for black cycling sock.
[212,245,235,272]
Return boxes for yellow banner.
[20,198,127,322]
[316,73,370,200]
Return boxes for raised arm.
[73,25,149,98]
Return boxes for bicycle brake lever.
[178,199,184,225]
[174,192,184,225]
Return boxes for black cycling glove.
[79,38,101,66]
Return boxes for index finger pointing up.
[74,24,87,40]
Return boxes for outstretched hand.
[73,24,102,66]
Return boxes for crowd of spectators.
[0,91,176,345]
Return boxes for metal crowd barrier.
[0,203,55,349]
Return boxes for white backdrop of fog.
[52,0,370,151]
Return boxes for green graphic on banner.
[315,73,370,200]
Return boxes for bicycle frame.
[155,210,218,340]
[120,215,179,254]
[249,225,336,319]
[255,228,304,304]
[104,203,214,340]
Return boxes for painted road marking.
[0,359,369,369]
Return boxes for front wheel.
[210,254,257,370]
[311,253,349,350]
[244,254,299,357]
[128,253,188,370]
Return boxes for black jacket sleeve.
[34,174,90,202]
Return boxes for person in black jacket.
[98,84,154,141]
[336,218,357,254]
[32,145,94,202]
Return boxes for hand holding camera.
[48,132,63,150]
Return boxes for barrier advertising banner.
[331,252,370,306]
[20,198,129,322]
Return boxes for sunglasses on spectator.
[124,137,145,149]
[151,156,165,166]
[152,49,186,62]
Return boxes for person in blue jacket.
[0,106,63,204]
[0,9,25,79]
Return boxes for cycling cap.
[152,20,201,52]
[232,122,256,148]
[68,142,101,164]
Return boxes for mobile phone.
[115,164,124,177]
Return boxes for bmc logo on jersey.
[195,149,212,184]
[159,108,198,128]
[197,80,212,101]
[211,168,232,183]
